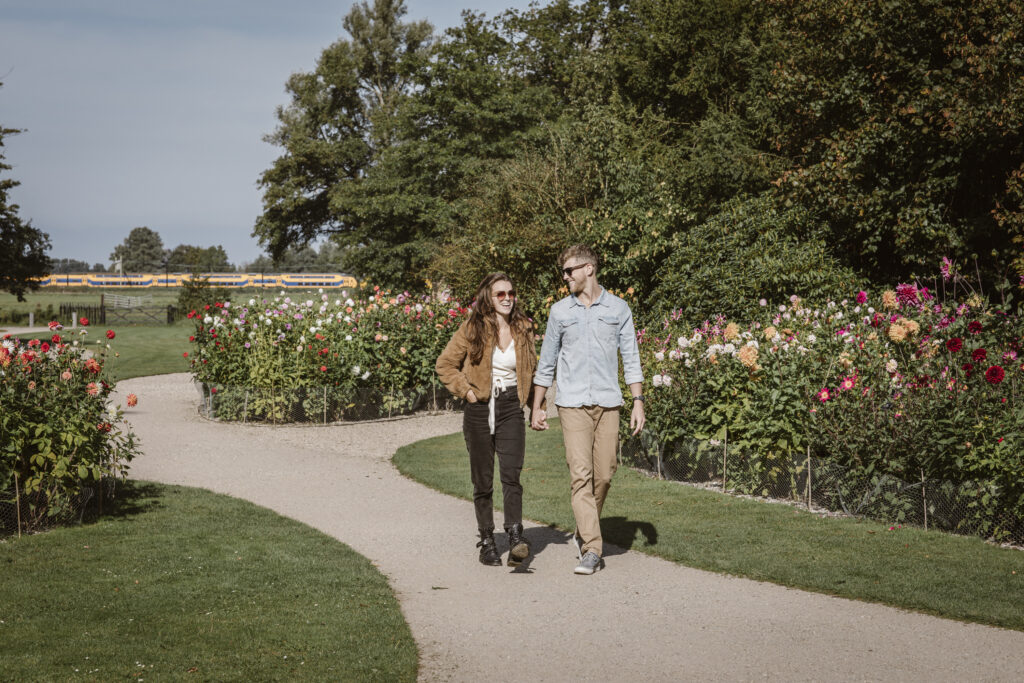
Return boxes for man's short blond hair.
[559,244,600,272]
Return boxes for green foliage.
[1,327,140,530]
[255,0,1024,308]
[109,226,165,273]
[166,244,233,272]
[0,117,51,302]
[649,194,858,322]
[176,275,232,314]
[641,269,1024,539]
[754,0,1024,280]
[185,288,474,421]
[254,0,433,280]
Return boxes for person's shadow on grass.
[600,516,658,557]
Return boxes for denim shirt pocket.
[596,313,620,347]
[559,318,580,347]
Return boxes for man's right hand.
[530,408,548,431]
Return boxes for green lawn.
[393,419,1024,631]
[0,482,418,681]
[102,323,193,380]
[17,322,192,380]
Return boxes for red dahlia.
[972,348,987,362]
[946,337,963,352]
[968,321,983,334]
[985,365,1005,384]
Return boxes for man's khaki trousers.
[559,405,620,557]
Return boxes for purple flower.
[941,256,953,281]
[856,291,868,304]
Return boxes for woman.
[436,273,538,566]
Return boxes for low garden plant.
[185,286,472,421]
[1,320,141,531]
[639,260,1024,541]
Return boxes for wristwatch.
[632,395,645,403]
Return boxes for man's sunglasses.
[494,290,516,301]
[561,263,589,277]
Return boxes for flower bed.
[639,266,1024,542]
[1,322,140,534]
[185,287,470,422]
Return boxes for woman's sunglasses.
[493,290,516,301]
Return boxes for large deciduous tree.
[0,119,51,301]
[166,244,232,272]
[254,0,432,280]
[109,226,165,272]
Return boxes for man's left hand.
[630,400,645,435]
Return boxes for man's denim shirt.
[533,287,644,408]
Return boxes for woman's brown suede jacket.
[435,319,540,409]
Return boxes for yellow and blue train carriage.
[36,273,359,289]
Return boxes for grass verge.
[0,481,417,681]
[393,418,1024,631]
[18,322,192,380]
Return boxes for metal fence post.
[806,445,812,510]
[14,472,22,538]
[722,427,729,493]
[921,469,928,531]
[323,386,328,424]
[243,389,248,424]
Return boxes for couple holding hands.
[436,245,645,575]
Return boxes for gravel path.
[120,373,1024,682]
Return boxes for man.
[531,245,645,575]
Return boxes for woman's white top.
[488,342,517,434]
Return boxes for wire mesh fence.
[620,431,1024,547]
[195,382,466,424]
[0,476,119,537]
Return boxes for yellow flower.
[903,318,920,335]
[839,351,853,368]
[881,290,899,310]
[763,326,778,341]
[737,345,759,369]
[967,293,984,308]
[888,322,908,342]
[723,322,741,341]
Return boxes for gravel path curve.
[120,374,1024,682]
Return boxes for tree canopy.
[109,226,165,273]
[255,0,1024,317]
[0,116,51,302]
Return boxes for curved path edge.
[121,374,1024,682]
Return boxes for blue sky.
[0,1,535,269]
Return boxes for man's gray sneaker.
[574,551,604,575]
[569,531,583,562]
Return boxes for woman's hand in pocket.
[466,389,479,403]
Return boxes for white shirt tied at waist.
[488,343,518,434]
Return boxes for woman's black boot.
[477,530,502,566]
[505,523,531,567]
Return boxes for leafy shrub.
[648,193,859,323]
[640,261,1024,538]
[1,323,140,531]
[177,274,232,314]
[185,286,474,421]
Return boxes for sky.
[0,0,535,269]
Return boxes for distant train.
[37,272,359,289]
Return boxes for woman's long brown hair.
[465,272,533,364]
